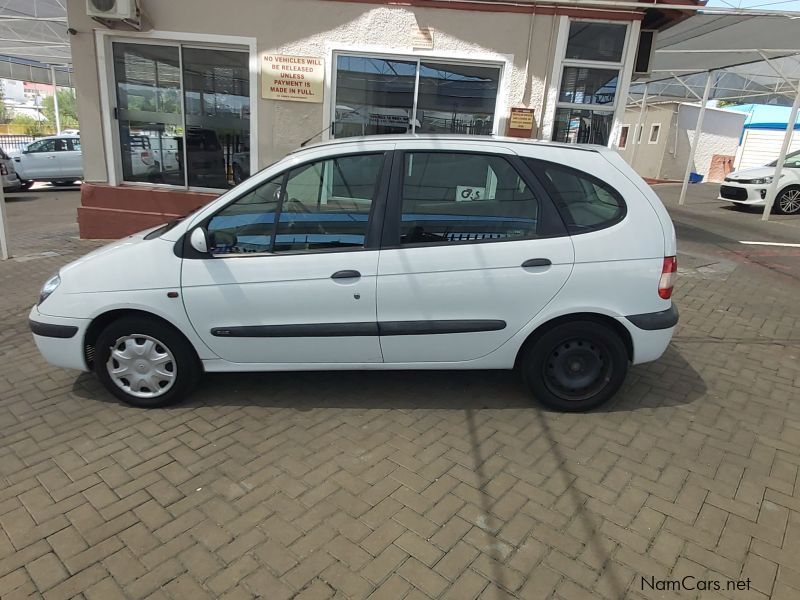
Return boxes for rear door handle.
[331,270,361,279]
[521,258,552,268]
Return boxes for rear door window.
[525,159,625,233]
[397,152,544,245]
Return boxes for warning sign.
[262,54,324,103]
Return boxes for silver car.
[12,135,83,188]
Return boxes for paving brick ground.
[1,183,799,599]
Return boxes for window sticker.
[456,186,486,202]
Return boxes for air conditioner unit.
[86,0,141,28]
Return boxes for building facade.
[66,0,695,237]
[618,102,746,182]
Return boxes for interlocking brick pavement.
[1,185,800,599]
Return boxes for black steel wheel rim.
[542,337,612,401]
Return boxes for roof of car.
[297,134,605,154]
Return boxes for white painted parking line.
[739,241,800,248]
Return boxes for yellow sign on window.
[262,54,324,103]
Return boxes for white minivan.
[30,136,678,412]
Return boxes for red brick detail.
[77,184,218,239]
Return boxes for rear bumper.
[626,305,679,331]
[29,306,90,371]
[620,304,678,365]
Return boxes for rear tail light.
[659,256,677,299]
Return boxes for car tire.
[52,180,75,186]
[94,315,201,408]
[774,186,800,215]
[19,180,33,190]
[519,320,629,412]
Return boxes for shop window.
[333,54,501,139]
[399,152,540,245]
[112,41,249,190]
[552,109,613,145]
[565,22,627,63]
[552,20,628,147]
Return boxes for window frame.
[523,158,628,235]
[648,123,661,144]
[195,150,392,259]
[546,18,634,146]
[329,50,506,140]
[618,124,629,150]
[380,149,568,250]
[96,30,258,192]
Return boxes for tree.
[0,81,7,124]
[42,89,79,130]
[11,114,47,135]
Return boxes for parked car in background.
[12,135,83,188]
[1,147,22,192]
[719,149,800,214]
[29,135,678,412]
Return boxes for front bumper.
[718,182,768,206]
[29,305,90,371]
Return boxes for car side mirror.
[189,227,210,254]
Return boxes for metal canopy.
[0,0,70,66]
[631,14,800,103]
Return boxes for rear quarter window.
[524,159,626,234]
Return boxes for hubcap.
[106,334,176,399]
[779,189,800,214]
[543,338,612,402]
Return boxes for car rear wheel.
[94,316,201,408]
[775,186,800,215]
[519,321,629,412]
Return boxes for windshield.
[767,149,800,168]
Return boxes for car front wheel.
[775,186,800,215]
[94,316,201,408]
[519,321,629,412]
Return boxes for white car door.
[61,138,83,179]
[17,138,62,180]
[376,147,575,363]
[181,151,390,365]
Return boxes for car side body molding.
[210,320,507,338]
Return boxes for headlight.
[750,176,773,184]
[38,273,61,305]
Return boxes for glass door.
[112,42,185,186]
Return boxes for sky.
[705,0,800,10]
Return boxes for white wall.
[735,129,800,170]
[660,104,746,181]
[617,105,675,179]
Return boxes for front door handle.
[521,258,552,268]
[331,270,361,279]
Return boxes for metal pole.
[50,65,61,134]
[0,182,8,260]
[762,81,800,221]
[678,72,713,206]
[628,84,648,169]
